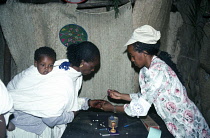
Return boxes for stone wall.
[198,24,210,124]
[174,0,210,125]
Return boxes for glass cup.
[108,115,118,128]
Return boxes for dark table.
[61,110,174,138]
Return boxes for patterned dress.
[124,56,210,138]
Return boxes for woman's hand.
[107,89,122,99]
[107,89,131,101]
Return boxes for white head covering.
[124,25,161,46]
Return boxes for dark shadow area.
[148,104,157,114]
[83,73,95,81]
[0,0,6,4]
[131,62,140,73]
[6,114,14,129]
[83,62,100,81]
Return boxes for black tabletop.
[61,109,174,138]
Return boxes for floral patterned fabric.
[124,56,210,138]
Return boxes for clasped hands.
[89,89,121,112]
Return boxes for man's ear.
[81,60,86,64]
[79,60,85,67]
[34,61,37,67]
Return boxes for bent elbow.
[42,118,57,128]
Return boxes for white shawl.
[7,59,83,118]
[0,79,13,125]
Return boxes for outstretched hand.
[107,89,122,100]
[89,100,106,109]
[89,100,114,112]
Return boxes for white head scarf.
[124,25,161,46]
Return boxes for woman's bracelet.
[88,99,91,107]
[113,105,117,113]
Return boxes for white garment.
[124,96,151,117]
[7,125,64,138]
[0,79,13,125]
[7,59,84,118]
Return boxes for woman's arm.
[101,101,125,113]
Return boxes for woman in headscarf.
[101,25,210,138]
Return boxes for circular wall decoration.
[64,0,87,4]
[59,24,88,47]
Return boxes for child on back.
[34,46,56,75]
[7,46,56,131]
[7,46,56,90]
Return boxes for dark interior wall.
[0,26,17,86]
[0,27,5,81]
[174,0,210,124]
